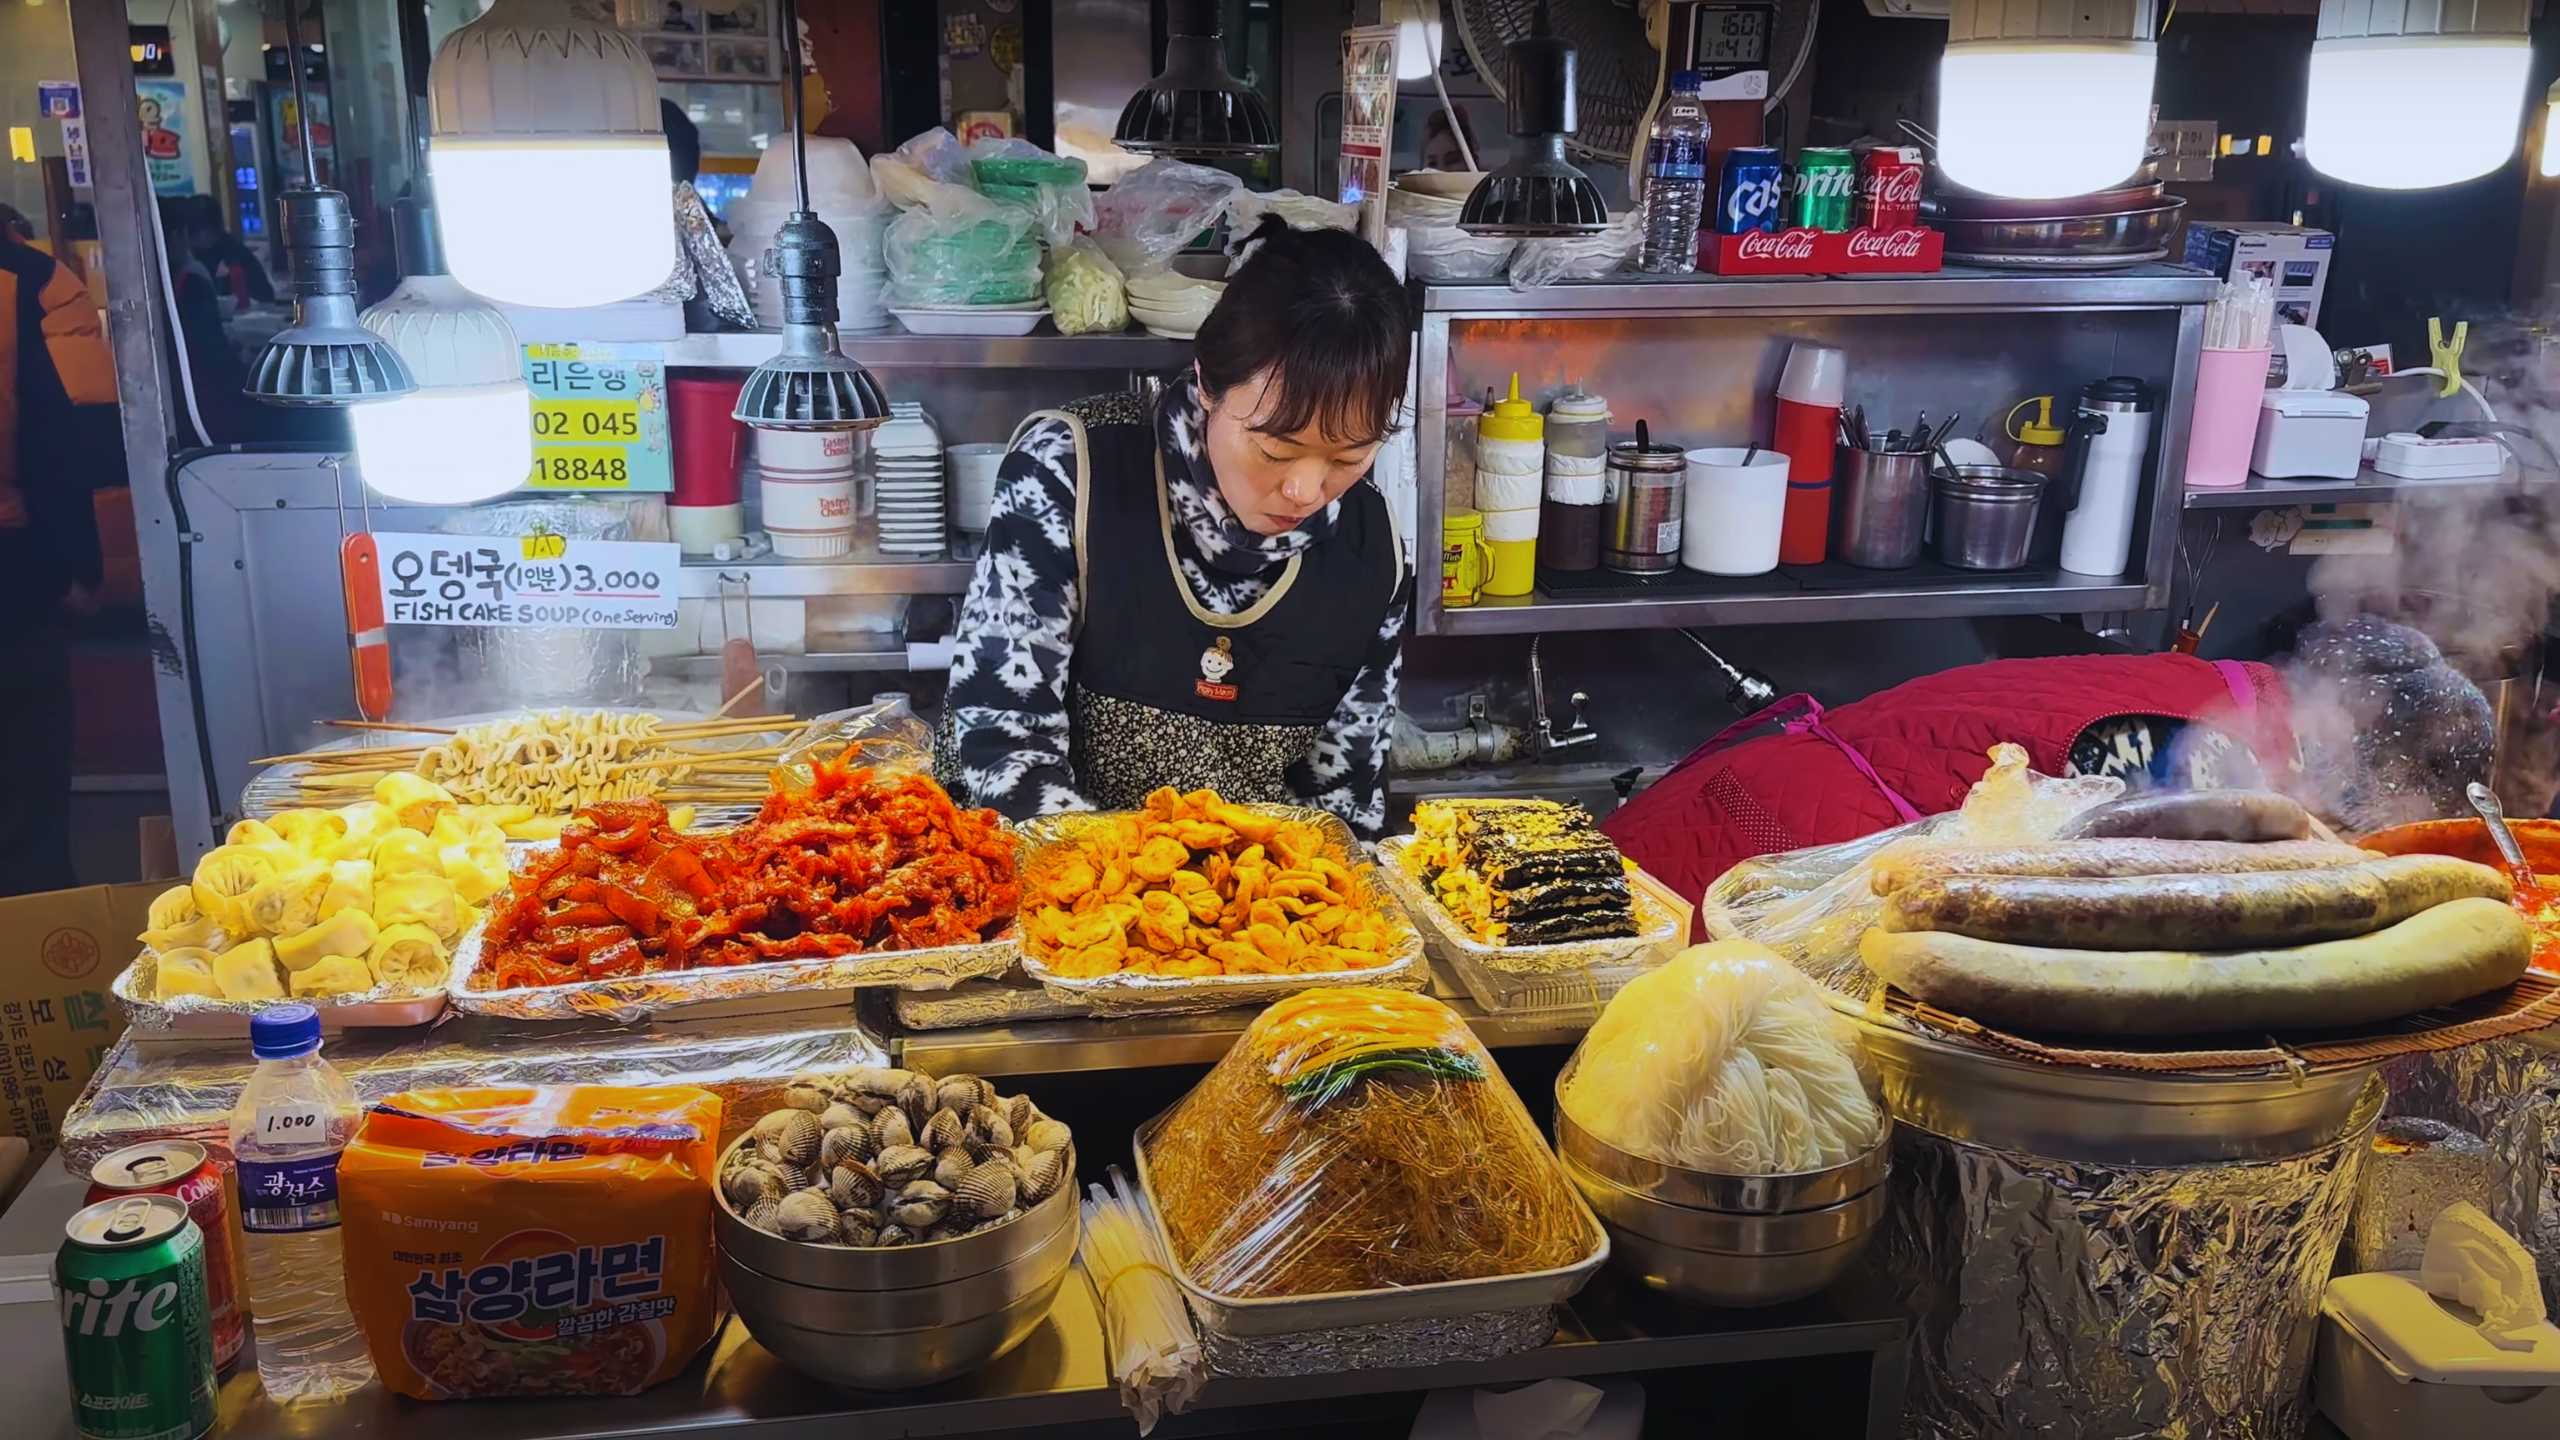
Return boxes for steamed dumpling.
[370,829,440,879]
[317,860,374,923]
[191,846,278,934]
[147,884,201,932]
[226,818,290,854]
[330,802,397,861]
[431,813,509,904]
[373,772,456,833]
[213,940,285,1000]
[268,809,348,857]
[274,910,378,972]
[139,885,224,952]
[241,863,330,938]
[152,948,220,1000]
[289,954,374,999]
[367,923,450,991]
[373,871,465,942]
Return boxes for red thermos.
[1773,343,1846,564]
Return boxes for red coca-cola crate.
[1701,224,1943,277]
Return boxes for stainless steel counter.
[894,994,1590,1078]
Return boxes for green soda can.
[56,1195,218,1440]
[1790,147,1857,232]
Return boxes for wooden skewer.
[708,679,763,722]
[324,719,456,736]
[609,746,788,775]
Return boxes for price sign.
[522,342,672,492]
[372,530,681,630]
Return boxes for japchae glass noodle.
[1561,941,1883,1175]
[1144,987,1592,1297]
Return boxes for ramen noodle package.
[340,1085,722,1400]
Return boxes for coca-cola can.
[86,1142,247,1375]
[1857,146,1923,230]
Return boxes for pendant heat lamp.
[350,276,534,505]
[429,0,673,307]
[732,0,886,434]
[245,5,413,407]
[1458,2,1608,237]
[1937,0,2158,200]
[2308,0,2530,190]
[1113,0,1279,158]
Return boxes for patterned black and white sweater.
[939,379,1408,835]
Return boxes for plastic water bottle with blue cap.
[225,1004,373,1402]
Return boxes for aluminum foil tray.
[1015,806,1424,1017]
[1375,836,1689,977]
[1193,1302,1559,1379]
[1131,1114,1607,1338]
[113,949,448,1039]
[892,974,1090,1031]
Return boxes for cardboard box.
[2182,222,2336,328]
[0,883,149,1155]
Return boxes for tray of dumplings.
[112,774,511,1038]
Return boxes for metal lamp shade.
[1113,0,1277,157]
[1457,6,1608,237]
[734,214,888,432]
[246,186,416,405]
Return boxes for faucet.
[1529,636,1598,754]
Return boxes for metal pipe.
[283,0,320,189]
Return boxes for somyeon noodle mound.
[1144,987,1592,1297]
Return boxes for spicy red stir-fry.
[474,759,1019,990]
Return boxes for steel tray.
[1015,806,1425,1017]
[113,948,448,1039]
[1131,1112,1608,1337]
[1375,836,1690,977]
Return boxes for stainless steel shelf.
[2181,462,2527,510]
[676,557,973,597]
[1425,569,2155,637]
[662,325,1196,370]
[1419,264,2219,315]
[896,993,1591,1078]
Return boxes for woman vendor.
[937,216,1411,835]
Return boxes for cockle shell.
[1005,1093,1037,1135]
[874,1144,934,1185]
[967,1104,1014,1155]
[956,1161,1017,1219]
[819,1101,867,1134]
[938,1076,988,1117]
[871,1104,914,1153]
[839,1215,880,1248]
[783,1082,829,1113]
[891,1180,951,1229]
[876,1223,917,1247]
[933,1147,975,1190]
[921,1107,966,1152]
[771,1160,815,1195]
[756,1110,823,1169]
[1017,1147,1067,1205]
[776,1190,840,1242]
[818,1124,871,1173]
[1023,1118,1073,1155]
[744,1197,780,1232]
[722,1162,784,1209]
[829,1158,883,1210]
[896,1075,935,1128]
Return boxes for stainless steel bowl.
[1563,1154,1885,1308]
[722,1252,1072,1390]
[1553,1080,1891,1213]
[723,1211,1080,1332]
[712,1133,1076,1289]
[1929,465,2049,571]
[1932,199,2187,258]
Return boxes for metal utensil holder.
[1833,447,1930,569]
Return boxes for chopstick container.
[1930,465,2047,571]
[1681,448,1789,575]
[1832,447,1929,569]
[2184,346,2273,489]
[1603,425,1687,574]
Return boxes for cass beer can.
[1715,146,1785,235]
[1789,147,1856,232]
[1858,146,1924,230]
[88,1141,247,1375]
[56,1195,218,1440]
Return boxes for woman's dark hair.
[1194,214,1411,447]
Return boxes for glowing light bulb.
[2306,37,2530,189]
[1937,41,2157,200]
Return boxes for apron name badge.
[1195,636,1239,702]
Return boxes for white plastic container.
[2252,390,2369,480]
[2316,1271,2560,1438]
[2372,431,2505,480]
[227,1004,373,1404]
[758,429,858,558]
[1681,448,1790,575]
[890,304,1048,337]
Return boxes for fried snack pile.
[1403,798,1637,945]
[475,758,1019,991]
[138,774,505,1001]
[1025,788,1401,980]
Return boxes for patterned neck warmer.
[1158,375,1341,576]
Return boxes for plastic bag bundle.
[1142,987,1591,1298]
[1561,941,1882,1175]
[970,138,1096,249]
[1046,242,1128,335]
[885,200,1042,307]
[1092,157,1243,276]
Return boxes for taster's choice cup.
[758,430,858,558]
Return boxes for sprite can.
[56,1195,217,1440]
[1790,148,1857,232]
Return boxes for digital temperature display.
[1688,7,1772,71]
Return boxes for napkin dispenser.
[2254,389,2369,479]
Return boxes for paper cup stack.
[946,443,1006,538]
[759,430,858,559]
[874,403,946,557]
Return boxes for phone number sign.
[522,342,672,492]
[375,531,681,630]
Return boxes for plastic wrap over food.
[2342,1116,2498,1275]
[1139,988,1604,1306]
[446,497,663,706]
[1879,1081,2377,1439]
[56,1008,888,1178]
[2384,1032,2560,1308]
[1702,744,2122,991]
[1375,835,1686,978]
[1091,157,1242,277]
[1015,801,1423,1017]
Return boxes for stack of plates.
[1126,272,1225,340]
[874,405,946,557]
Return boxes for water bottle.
[1638,71,1713,275]
[227,1004,373,1403]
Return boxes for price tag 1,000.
[521,342,672,493]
